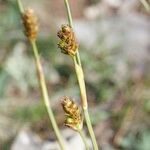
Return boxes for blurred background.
[0,0,150,150]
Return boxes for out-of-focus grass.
[13,101,47,123]
[0,1,21,45]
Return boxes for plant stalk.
[31,41,65,150]
[140,0,150,13]
[64,0,99,149]
[17,0,24,13]
[73,57,99,150]
[78,129,89,150]
[17,0,65,149]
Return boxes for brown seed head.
[22,8,38,41]
[57,25,78,56]
[61,97,83,131]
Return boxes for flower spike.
[22,8,38,41]
[61,96,83,131]
[57,25,78,56]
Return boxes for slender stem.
[140,0,150,13]
[78,129,89,150]
[17,0,24,13]
[64,0,73,27]
[73,58,87,109]
[64,0,99,149]
[17,0,65,149]
[84,109,99,150]
[31,41,65,150]
[64,0,81,67]
[74,57,99,150]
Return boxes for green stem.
[78,129,89,150]
[17,0,65,149]
[140,0,150,13]
[31,41,65,150]
[73,58,87,108]
[84,109,98,150]
[64,0,73,27]
[64,0,99,149]
[74,57,99,150]
[64,0,81,67]
[17,0,24,13]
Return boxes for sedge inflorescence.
[57,25,78,57]
[61,97,83,131]
[22,8,38,41]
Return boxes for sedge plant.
[58,24,90,149]
[16,0,65,149]
[57,0,99,150]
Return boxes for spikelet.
[22,8,38,41]
[57,25,78,56]
[61,97,83,131]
